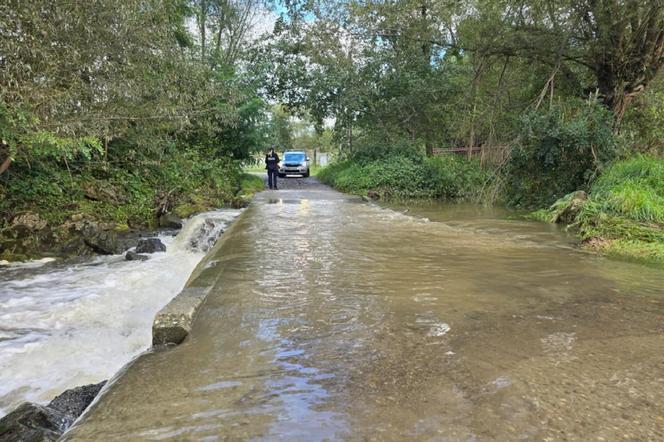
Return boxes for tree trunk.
[596,65,637,128]
[420,3,432,64]
[467,101,477,160]
[421,2,434,157]
[0,155,12,175]
[200,0,207,61]
[425,141,433,157]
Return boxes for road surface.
[65,178,664,441]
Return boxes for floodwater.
[65,184,663,441]
[0,209,242,416]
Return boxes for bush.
[425,155,490,200]
[505,98,620,207]
[319,151,489,200]
[349,136,424,165]
[0,146,246,229]
[320,156,430,198]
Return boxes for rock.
[0,402,68,442]
[10,212,47,233]
[135,238,166,254]
[78,222,139,255]
[367,190,381,200]
[59,237,94,257]
[125,251,149,261]
[70,213,84,222]
[82,226,123,255]
[0,381,106,442]
[48,381,106,420]
[158,213,182,229]
[0,381,106,441]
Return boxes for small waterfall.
[171,211,239,253]
[0,208,242,417]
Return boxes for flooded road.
[66,179,664,441]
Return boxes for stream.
[0,209,242,417]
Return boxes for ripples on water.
[0,209,241,416]
[62,191,664,441]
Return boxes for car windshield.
[284,152,305,163]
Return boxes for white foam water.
[0,209,242,416]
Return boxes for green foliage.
[585,155,664,224]
[26,133,103,162]
[0,148,246,231]
[602,240,664,266]
[505,99,620,207]
[239,173,265,196]
[527,191,587,223]
[425,156,491,200]
[319,151,489,201]
[349,135,424,164]
[530,156,664,266]
[0,0,274,262]
[621,77,664,154]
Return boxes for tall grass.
[586,155,664,224]
[532,155,664,266]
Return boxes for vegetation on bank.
[0,150,263,261]
[0,1,277,261]
[318,144,490,200]
[264,0,663,265]
[531,156,664,266]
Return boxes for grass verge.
[531,155,664,267]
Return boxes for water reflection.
[65,190,664,441]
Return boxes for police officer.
[265,147,280,190]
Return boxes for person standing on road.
[265,147,280,190]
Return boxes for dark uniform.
[265,150,280,189]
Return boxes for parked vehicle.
[278,151,310,177]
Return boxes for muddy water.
[65,186,664,441]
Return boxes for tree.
[270,105,294,150]
[462,0,664,124]
[0,0,204,174]
[191,0,265,66]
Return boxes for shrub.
[347,133,424,164]
[425,155,490,200]
[587,155,664,223]
[319,151,489,200]
[505,98,620,207]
